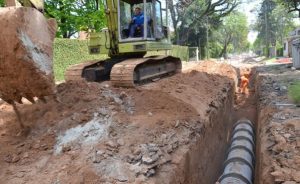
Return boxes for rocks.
[105,140,119,149]
[4,154,20,163]
[145,169,155,177]
[142,154,159,165]
[280,86,287,91]
[93,150,105,163]
[256,69,300,183]
[117,138,125,146]
[22,152,29,159]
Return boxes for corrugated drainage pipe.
[219,119,255,184]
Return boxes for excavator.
[0,0,181,130]
[65,0,182,87]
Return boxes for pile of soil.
[0,7,57,103]
[255,65,300,184]
[0,61,236,183]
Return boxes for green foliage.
[253,0,297,56]
[288,81,300,104]
[276,0,300,17]
[0,0,4,7]
[209,11,249,58]
[45,0,106,38]
[169,0,239,46]
[53,38,107,81]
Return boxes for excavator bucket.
[0,7,57,104]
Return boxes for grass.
[53,39,189,81]
[53,39,107,81]
[288,81,300,105]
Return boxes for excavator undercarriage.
[65,56,182,87]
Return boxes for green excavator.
[64,0,182,87]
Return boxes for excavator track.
[65,58,125,82]
[65,60,100,81]
[65,56,181,87]
[110,56,181,87]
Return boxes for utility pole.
[206,16,209,60]
[197,26,201,60]
[264,0,270,57]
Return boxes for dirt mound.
[0,61,237,183]
[0,7,57,103]
[255,66,300,184]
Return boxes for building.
[283,27,300,57]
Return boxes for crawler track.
[110,56,182,87]
[65,56,182,87]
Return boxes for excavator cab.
[118,0,166,40]
[88,0,173,56]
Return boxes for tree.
[277,0,300,17]
[253,0,296,56]
[44,0,105,38]
[0,0,4,6]
[168,0,239,45]
[214,11,249,58]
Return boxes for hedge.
[53,39,107,81]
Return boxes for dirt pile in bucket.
[0,7,57,104]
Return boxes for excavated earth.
[255,64,300,184]
[0,7,57,103]
[0,61,237,184]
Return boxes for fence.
[170,45,189,62]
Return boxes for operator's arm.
[130,16,137,24]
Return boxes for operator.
[129,7,144,37]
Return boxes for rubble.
[0,61,236,183]
[256,65,300,184]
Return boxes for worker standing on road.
[129,7,144,37]
[240,74,249,94]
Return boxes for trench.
[159,65,260,184]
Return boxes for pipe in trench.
[218,119,255,184]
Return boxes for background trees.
[252,0,297,56]
[44,0,106,38]
[168,0,239,45]
[167,0,249,58]
[216,11,249,58]
[1,0,250,59]
[277,0,300,17]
